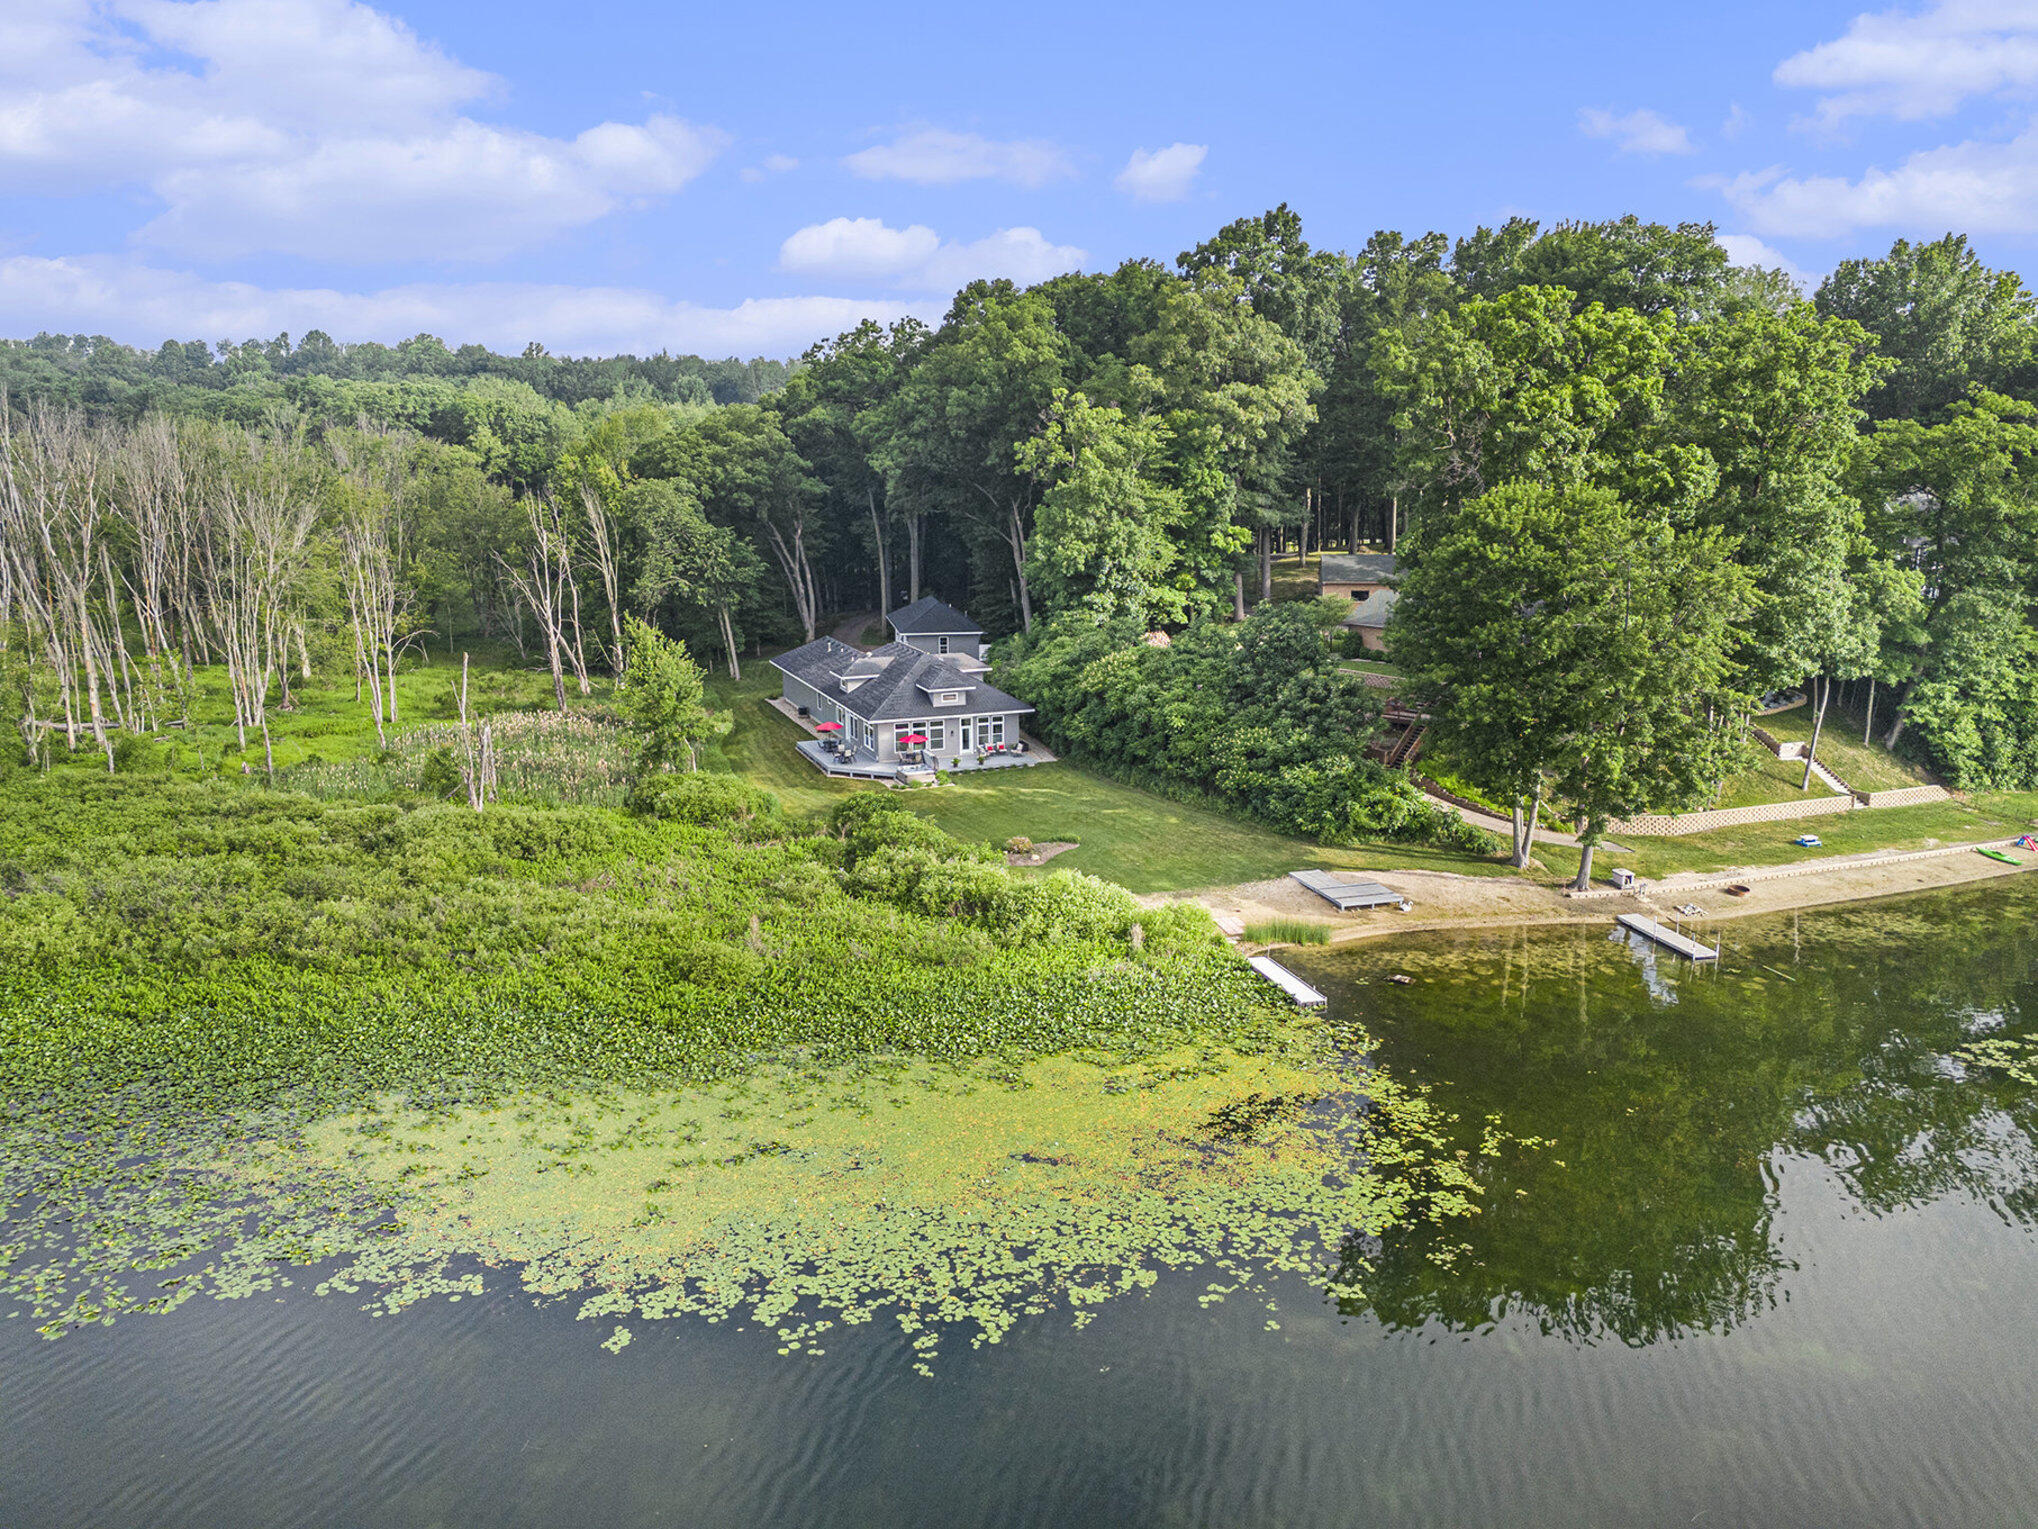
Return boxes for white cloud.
[843,128,1074,187]
[1715,233,1811,286]
[740,152,798,183]
[1113,142,1206,202]
[778,217,1084,291]
[779,217,942,281]
[919,227,1085,290]
[1722,102,1750,140]
[0,252,934,356]
[1722,123,2038,235]
[0,0,727,261]
[1775,1,2038,126]
[1577,107,1695,156]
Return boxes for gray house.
[770,602,1036,775]
[883,595,988,659]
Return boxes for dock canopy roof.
[887,595,983,637]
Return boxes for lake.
[5,883,2035,1527]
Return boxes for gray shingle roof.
[1340,586,1400,629]
[1319,553,1400,586]
[887,595,983,636]
[771,639,1033,723]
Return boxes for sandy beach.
[1158,836,2038,947]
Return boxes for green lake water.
[5,883,2036,1526]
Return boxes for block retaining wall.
[1609,792,1857,837]
[1855,784,1952,809]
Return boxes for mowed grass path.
[702,669,1515,894]
[1538,791,2038,882]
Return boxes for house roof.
[771,638,1032,723]
[1340,586,1400,629]
[1319,552,1400,587]
[887,595,983,636]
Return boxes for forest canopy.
[7,214,2038,821]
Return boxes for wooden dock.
[1616,914,1718,961]
[1290,870,1412,911]
[1246,955,1329,1007]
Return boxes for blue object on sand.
[1794,834,1822,847]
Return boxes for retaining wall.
[1853,783,1950,809]
[1609,792,1857,838]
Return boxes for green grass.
[1340,658,1402,678]
[42,644,580,780]
[1757,706,1931,794]
[1711,747,1844,809]
[704,667,1519,894]
[1269,551,1324,603]
[1542,791,2038,883]
[1242,917,1331,945]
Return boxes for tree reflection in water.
[1301,882,2038,1345]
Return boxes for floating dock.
[1246,955,1328,1007]
[1290,870,1412,911]
[1616,914,1718,961]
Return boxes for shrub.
[629,772,778,827]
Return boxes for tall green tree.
[620,615,712,773]
[636,405,825,641]
[1816,234,2038,423]
[1016,389,1184,624]
[1390,481,1752,885]
[1377,285,1705,536]
[870,281,1071,632]
[626,479,763,679]
[1854,392,2038,779]
[772,318,927,617]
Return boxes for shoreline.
[1161,836,2038,949]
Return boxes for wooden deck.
[1246,955,1328,1007]
[1616,914,1719,961]
[1290,870,1412,911]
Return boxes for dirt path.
[831,612,877,649]
[1153,838,2038,946]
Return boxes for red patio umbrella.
[814,722,843,732]
[901,732,928,744]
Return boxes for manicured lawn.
[1757,706,1931,794]
[1269,552,1323,603]
[703,667,1519,894]
[1340,658,1402,678]
[1541,791,2038,883]
[1712,748,1845,809]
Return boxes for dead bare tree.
[193,431,319,779]
[577,480,627,680]
[0,405,123,770]
[499,495,581,712]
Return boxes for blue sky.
[4,0,2037,358]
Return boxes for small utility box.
[1609,868,1637,891]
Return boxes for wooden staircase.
[1385,720,1428,768]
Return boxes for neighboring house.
[1319,552,1400,653]
[770,605,1035,773]
[884,595,988,660]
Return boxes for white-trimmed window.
[987,715,1006,746]
[937,635,950,654]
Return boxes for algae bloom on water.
[291,1041,1486,1367]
